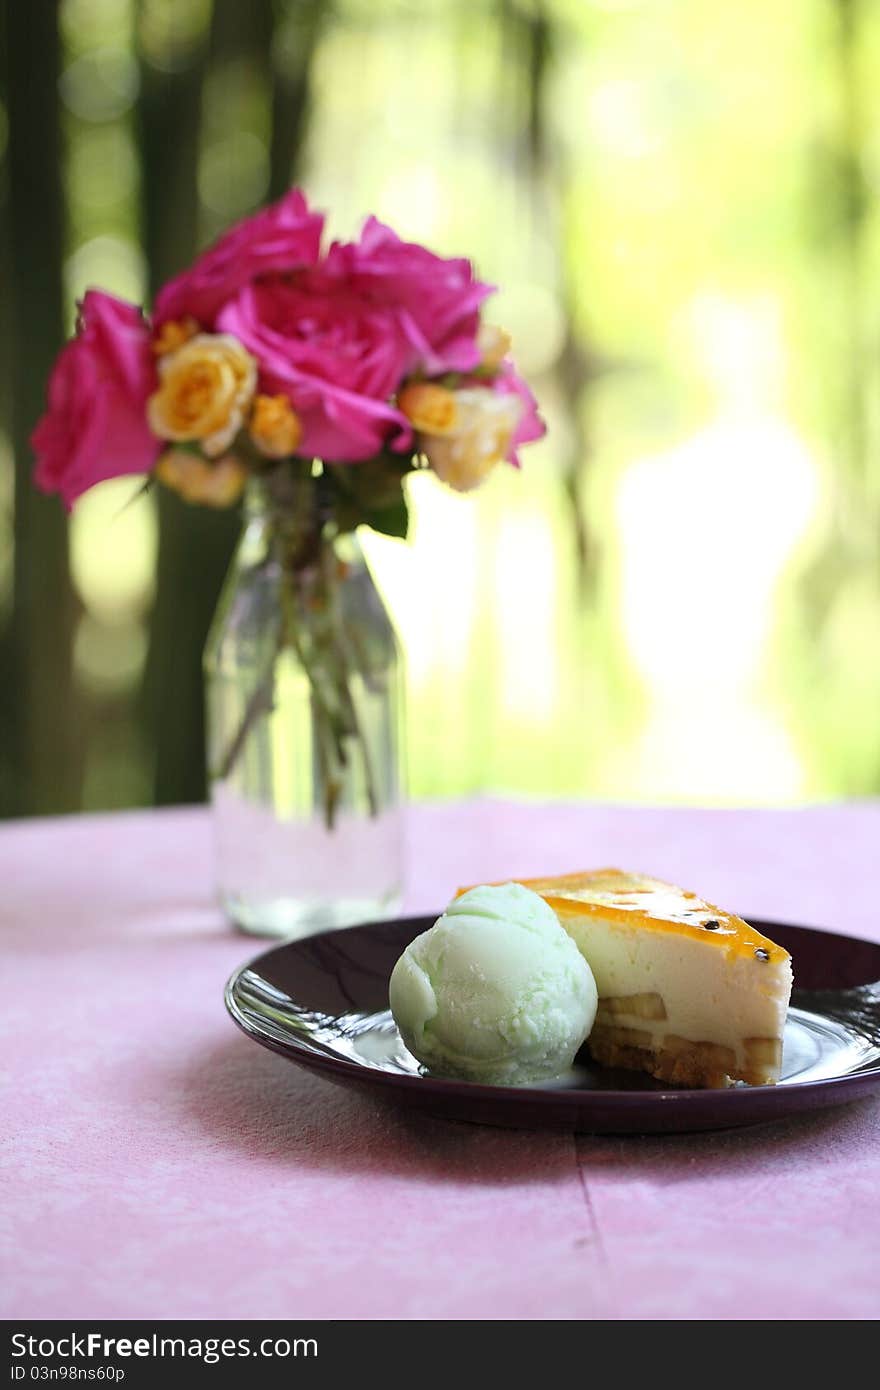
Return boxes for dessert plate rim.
[224,914,880,1135]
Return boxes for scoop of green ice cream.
[389,882,597,1085]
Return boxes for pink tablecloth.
[2,800,879,1321]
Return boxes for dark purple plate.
[224,916,880,1134]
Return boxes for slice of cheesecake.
[511,870,793,1088]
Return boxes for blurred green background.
[2,0,880,818]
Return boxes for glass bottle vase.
[203,471,405,938]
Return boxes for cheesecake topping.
[505,869,791,965]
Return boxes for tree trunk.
[0,0,82,816]
[267,0,325,199]
[136,2,241,806]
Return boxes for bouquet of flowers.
[33,189,544,830]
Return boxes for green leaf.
[324,453,414,540]
[364,493,409,540]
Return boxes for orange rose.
[397,382,458,436]
[147,333,257,457]
[477,323,511,372]
[155,449,248,508]
[152,317,199,357]
[421,389,522,493]
[248,393,303,459]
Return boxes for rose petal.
[32,290,158,509]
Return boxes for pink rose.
[324,217,492,376]
[218,271,414,462]
[491,362,545,464]
[154,188,324,329]
[32,290,158,509]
